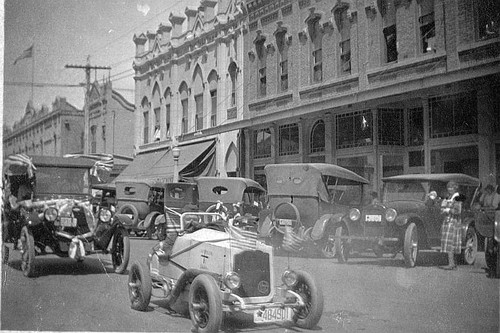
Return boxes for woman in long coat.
[440,181,463,270]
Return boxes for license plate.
[57,217,77,227]
[254,307,293,323]
[278,219,293,227]
[365,214,382,222]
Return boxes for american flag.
[4,154,37,177]
[64,153,113,180]
[226,224,258,251]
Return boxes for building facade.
[123,0,247,182]
[240,0,500,191]
[3,97,84,157]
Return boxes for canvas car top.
[382,173,480,186]
[195,177,265,203]
[265,163,369,197]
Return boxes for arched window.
[179,82,189,134]
[141,97,150,144]
[310,120,325,153]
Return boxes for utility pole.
[66,56,110,154]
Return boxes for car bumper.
[221,287,304,313]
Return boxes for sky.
[2,0,201,129]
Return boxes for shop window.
[409,150,425,167]
[381,0,397,63]
[181,98,188,134]
[254,128,272,158]
[383,155,404,177]
[429,92,478,138]
[310,120,325,153]
[336,110,373,149]
[378,108,404,146]
[408,107,424,146]
[431,146,479,176]
[337,156,374,183]
[195,94,203,131]
[279,123,299,156]
[210,90,217,127]
[476,0,500,40]
[419,0,435,53]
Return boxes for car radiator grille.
[233,250,271,297]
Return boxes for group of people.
[439,181,499,271]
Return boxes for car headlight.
[281,269,298,287]
[349,208,361,221]
[385,208,397,222]
[224,272,241,290]
[44,207,58,222]
[99,208,112,223]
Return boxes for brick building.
[120,0,247,182]
[239,0,500,191]
[3,97,84,157]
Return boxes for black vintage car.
[2,154,130,277]
[340,173,480,267]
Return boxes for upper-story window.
[429,91,478,138]
[195,94,203,131]
[419,0,435,54]
[279,123,299,156]
[210,90,217,127]
[408,107,424,146]
[154,107,161,141]
[165,104,171,138]
[337,8,351,74]
[91,125,97,152]
[306,12,323,83]
[275,25,289,92]
[102,125,106,149]
[228,62,237,107]
[476,0,500,40]
[143,111,149,144]
[381,0,397,63]
[310,120,325,153]
[255,32,267,97]
[181,98,188,134]
[254,128,272,158]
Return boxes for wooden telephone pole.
[66,57,110,154]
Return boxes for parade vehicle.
[473,196,500,278]
[342,173,480,267]
[91,182,117,213]
[127,211,324,333]
[2,154,130,277]
[259,163,370,258]
[114,180,166,238]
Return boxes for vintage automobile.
[474,203,500,278]
[91,182,117,213]
[259,163,370,258]
[2,154,130,277]
[114,180,166,238]
[154,177,266,241]
[127,211,324,333]
[341,173,480,267]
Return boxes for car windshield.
[323,176,364,205]
[383,181,428,202]
[35,166,90,195]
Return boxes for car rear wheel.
[292,270,324,329]
[20,226,36,277]
[112,227,130,274]
[318,224,336,259]
[128,261,152,311]
[403,222,418,268]
[189,274,223,333]
[334,226,349,263]
[460,226,477,265]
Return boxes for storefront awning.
[115,139,216,183]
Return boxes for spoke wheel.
[292,270,324,329]
[112,228,130,274]
[189,274,222,333]
[403,222,418,268]
[20,226,36,277]
[128,261,152,311]
[460,227,477,265]
[318,225,336,258]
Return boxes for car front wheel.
[460,226,477,265]
[292,270,324,329]
[318,224,336,259]
[20,226,36,277]
[112,227,130,274]
[128,261,152,311]
[189,274,223,333]
[334,226,349,263]
[403,222,418,268]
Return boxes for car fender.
[139,211,160,230]
[310,213,343,241]
[394,212,421,228]
[113,213,135,227]
[460,217,475,244]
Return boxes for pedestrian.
[439,181,463,270]
[480,184,500,209]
